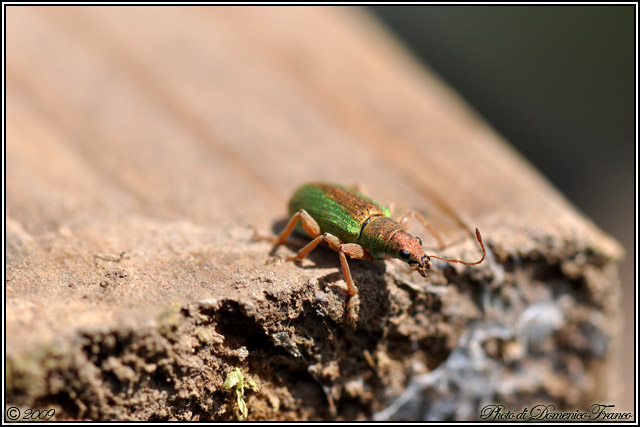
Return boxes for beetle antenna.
[429,228,485,266]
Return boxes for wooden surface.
[6,6,624,421]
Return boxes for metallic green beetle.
[266,182,485,325]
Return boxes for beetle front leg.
[397,210,445,250]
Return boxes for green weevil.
[260,182,485,325]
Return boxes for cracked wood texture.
[6,6,625,421]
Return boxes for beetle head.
[388,231,431,277]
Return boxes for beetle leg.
[339,243,374,261]
[396,210,445,250]
[337,250,358,326]
[286,232,334,261]
[317,235,361,325]
[336,244,367,301]
[268,209,321,254]
[338,243,374,326]
[283,232,365,327]
[284,232,357,323]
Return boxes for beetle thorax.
[358,216,405,259]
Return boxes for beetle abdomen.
[288,183,390,244]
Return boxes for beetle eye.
[416,236,423,246]
[399,249,411,259]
